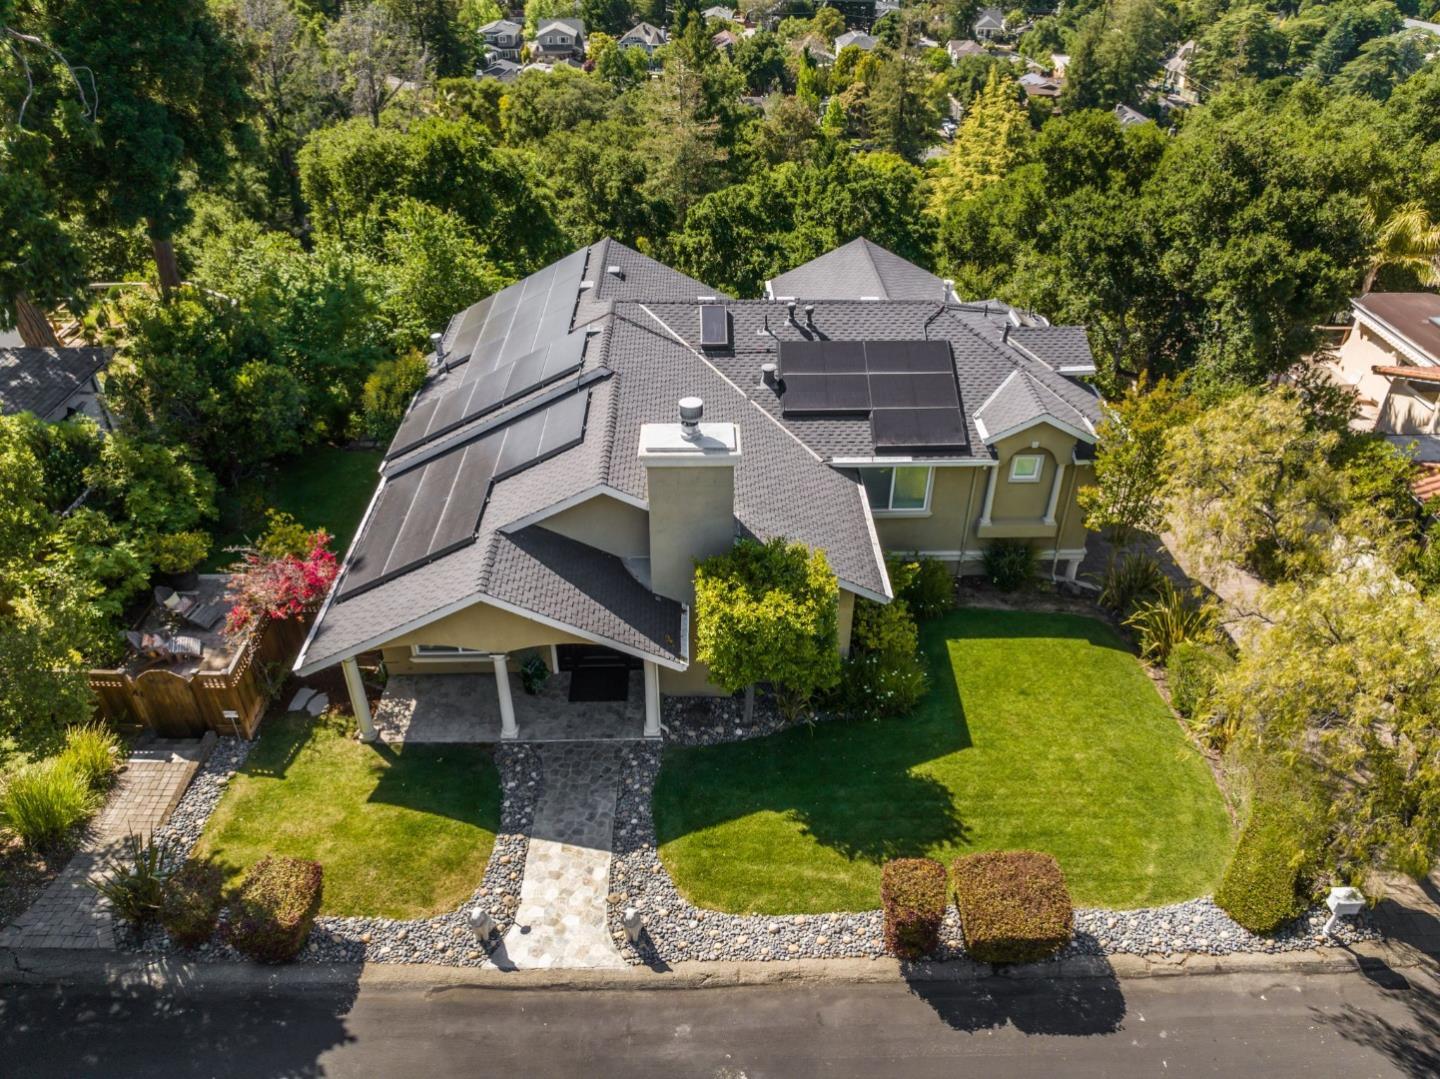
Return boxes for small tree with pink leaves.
[224,522,338,637]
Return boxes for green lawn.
[196,715,501,918]
[654,609,1234,914]
[203,446,383,570]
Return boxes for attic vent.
[700,304,730,349]
[606,264,624,279]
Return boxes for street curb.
[2,941,1427,993]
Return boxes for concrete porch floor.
[373,672,647,743]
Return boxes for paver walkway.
[495,744,627,969]
[0,737,211,950]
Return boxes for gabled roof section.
[973,370,1095,445]
[1006,325,1096,374]
[0,347,109,420]
[767,238,951,302]
[1353,292,1440,365]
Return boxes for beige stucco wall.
[872,467,985,554]
[380,599,588,674]
[1336,322,1407,413]
[534,493,650,560]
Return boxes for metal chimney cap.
[678,397,704,437]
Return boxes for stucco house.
[1328,292,1440,435]
[478,18,523,61]
[617,21,667,54]
[295,239,1101,740]
[532,17,586,62]
[0,346,113,429]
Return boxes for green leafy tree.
[865,57,941,164]
[378,0,477,76]
[929,67,1030,212]
[1061,0,1174,111]
[1189,6,1289,96]
[731,30,790,95]
[694,537,842,723]
[0,130,82,346]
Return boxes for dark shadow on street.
[906,962,1127,1036]
[1314,973,1440,1078]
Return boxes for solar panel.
[864,340,953,373]
[868,372,960,410]
[339,387,594,601]
[439,248,586,370]
[700,305,729,349]
[870,408,968,450]
[780,373,870,414]
[387,333,589,459]
[779,340,866,375]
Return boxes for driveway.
[4,966,1437,1077]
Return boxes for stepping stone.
[305,692,330,717]
[288,688,317,712]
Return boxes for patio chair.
[154,585,227,631]
[124,630,203,664]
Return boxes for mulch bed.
[0,832,80,930]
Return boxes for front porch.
[364,668,656,743]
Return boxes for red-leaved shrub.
[881,857,947,959]
[227,856,323,963]
[952,851,1073,964]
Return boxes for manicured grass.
[654,609,1234,914]
[195,715,500,918]
[203,446,382,570]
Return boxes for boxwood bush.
[161,860,227,949]
[228,856,324,963]
[889,555,954,619]
[881,857,948,959]
[1215,781,1326,934]
[952,851,1074,964]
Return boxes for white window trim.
[864,466,934,517]
[1009,454,1044,483]
[410,645,487,662]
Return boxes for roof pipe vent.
[678,396,704,440]
[430,332,446,370]
[786,300,797,322]
[942,278,955,304]
[804,304,815,326]
[760,362,778,390]
[1002,323,1011,345]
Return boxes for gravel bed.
[661,693,834,747]
[131,738,542,967]
[606,742,1380,967]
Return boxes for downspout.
[957,467,977,575]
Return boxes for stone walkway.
[495,744,626,969]
[0,737,211,950]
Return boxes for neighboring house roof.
[1114,103,1150,126]
[974,7,1005,29]
[0,346,109,420]
[1019,72,1063,97]
[766,238,950,302]
[1165,40,1195,73]
[1403,17,1440,35]
[947,39,985,59]
[835,30,877,51]
[479,58,522,81]
[792,33,835,63]
[619,21,667,46]
[1382,434,1440,502]
[479,18,522,35]
[537,17,585,37]
[1352,293,1440,365]
[702,5,734,19]
[712,29,739,47]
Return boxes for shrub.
[1096,553,1166,614]
[0,758,101,850]
[1215,778,1326,934]
[160,859,227,948]
[881,857,948,959]
[147,530,212,574]
[361,350,428,441]
[59,723,123,791]
[952,851,1074,964]
[228,855,324,963]
[1166,640,1233,720]
[837,647,929,721]
[1124,581,1219,663]
[982,539,1036,592]
[889,555,953,618]
[519,654,549,695]
[851,594,919,658]
[92,834,179,928]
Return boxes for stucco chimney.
[638,398,742,607]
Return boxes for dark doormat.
[568,665,630,702]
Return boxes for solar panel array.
[776,340,968,452]
[338,389,592,601]
[440,248,587,373]
[388,332,587,459]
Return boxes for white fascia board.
[830,456,991,467]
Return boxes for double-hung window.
[859,466,932,515]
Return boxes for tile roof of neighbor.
[767,238,950,301]
[0,347,109,419]
[298,239,1100,674]
[620,22,666,45]
[1353,293,1440,363]
[835,30,877,50]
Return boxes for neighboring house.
[712,28,740,50]
[973,7,1006,39]
[834,29,878,52]
[295,238,1101,738]
[702,5,734,20]
[766,237,957,302]
[1050,52,1069,77]
[533,17,585,62]
[617,21,667,53]
[1403,17,1440,36]
[479,18,523,61]
[947,39,985,62]
[479,58,522,82]
[1164,40,1196,99]
[1114,103,1150,126]
[1019,71,1063,99]
[1329,292,1440,436]
[792,33,835,65]
[0,346,113,429]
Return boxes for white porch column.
[643,661,662,739]
[1043,461,1068,525]
[342,657,376,743]
[978,464,999,527]
[492,653,518,740]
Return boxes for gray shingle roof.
[973,370,1094,443]
[767,239,950,301]
[0,347,108,420]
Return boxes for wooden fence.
[88,611,315,738]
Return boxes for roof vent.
[786,300,797,322]
[678,396,704,439]
[804,304,815,326]
[606,264,624,279]
[761,362,778,389]
[429,332,446,369]
[942,278,955,303]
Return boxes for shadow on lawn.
[364,740,503,832]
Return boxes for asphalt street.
[4,965,1438,1078]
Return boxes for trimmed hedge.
[1215,784,1325,934]
[881,858,947,959]
[228,856,324,963]
[161,860,227,949]
[952,851,1074,964]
